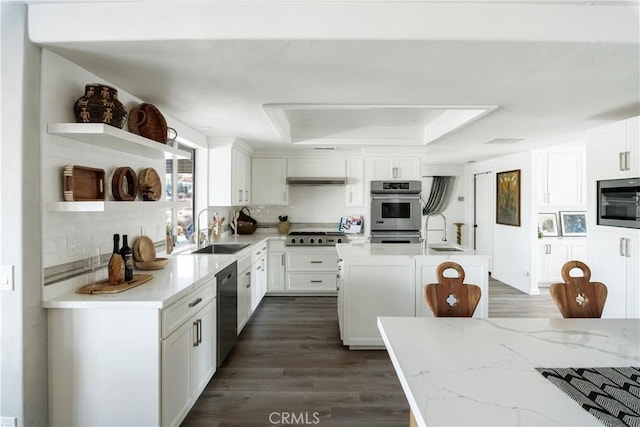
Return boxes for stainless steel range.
[286,231,347,246]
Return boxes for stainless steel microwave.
[597,178,640,229]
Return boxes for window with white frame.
[166,145,195,248]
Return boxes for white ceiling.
[24,0,640,163]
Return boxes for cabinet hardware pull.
[246,272,251,276]
[547,193,551,204]
[620,237,626,257]
[239,189,243,201]
[246,283,251,288]
[625,238,631,258]
[197,319,202,344]
[310,280,323,283]
[245,190,249,202]
[193,321,199,347]
[189,297,203,308]
[281,254,285,266]
[619,152,626,171]
[310,261,323,264]
[625,151,631,171]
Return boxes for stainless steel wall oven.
[370,180,422,243]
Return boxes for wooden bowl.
[135,257,168,270]
[133,236,156,262]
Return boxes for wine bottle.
[120,234,134,282]
[108,233,124,285]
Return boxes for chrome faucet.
[424,213,447,248]
[195,208,218,249]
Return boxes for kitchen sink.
[191,243,250,254]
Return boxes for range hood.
[286,177,347,186]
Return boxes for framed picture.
[560,211,587,236]
[496,169,521,226]
[537,213,559,237]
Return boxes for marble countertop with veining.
[377,317,640,427]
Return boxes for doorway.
[474,172,493,272]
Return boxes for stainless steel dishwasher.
[216,261,237,367]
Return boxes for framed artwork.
[560,211,587,236]
[538,213,559,237]
[496,169,521,226]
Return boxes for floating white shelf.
[48,200,191,213]
[47,123,192,160]
[48,201,105,212]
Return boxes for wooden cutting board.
[133,236,156,262]
[76,274,153,294]
[138,167,162,201]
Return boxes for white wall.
[0,4,47,425]
[464,151,537,294]
[41,50,205,268]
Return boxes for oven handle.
[371,195,421,200]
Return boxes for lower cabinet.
[251,242,268,311]
[588,229,639,318]
[162,298,216,427]
[285,250,338,293]
[537,238,587,284]
[341,257,414,348]
[48,278,217,427]
[237,253,253,333]
[267,239,286,292]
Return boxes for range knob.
[337,238,342,243]
[318,238,323,244]
[299,238,304,244]
[310,239,315,244]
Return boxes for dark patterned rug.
[536,367,640,427]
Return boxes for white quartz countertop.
[377,317,640,427]
[43,232,283,309]
[336,242,484,258]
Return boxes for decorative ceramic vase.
[277,215,291,235]
[73,83,127,128]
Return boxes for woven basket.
[128,103,168,143]
[73,84,127,129]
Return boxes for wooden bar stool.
[550,261,607,318]
[423,262,482,317]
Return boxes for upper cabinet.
[208,139,252,206]
[251,158,288,206]
[587,116,639,179]
[537,149,585,207]
[345,158,365,207]
[366,157,421,180]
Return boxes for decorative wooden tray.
[63,165,106,201]
[138,167,162,201]
[75,273,153,294]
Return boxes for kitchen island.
[336,242,489,348]
[377,317,640,427]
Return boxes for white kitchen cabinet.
[287,158,346,177]
[341,257,414,348]
[251,158,288,205]
[251,241,268,311]
[537,150,585,207]
[587,116,639,178]
[588,229,639,318]
[366,157,421,180]
[267,239,286,292]
[537,238,587,285]
[162,298,216,427]
[237,253,252,333]
[285,249,338,293]
[48,278,216,427]
[208,140,252,206]
[345,157,365,207]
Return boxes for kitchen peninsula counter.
[336,242,490,348]
[378,317,640,427]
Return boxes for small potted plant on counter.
[278,215,290,235]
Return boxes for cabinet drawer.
[287,272,337,291]
[286,253,338,271]
[163,280,215,338]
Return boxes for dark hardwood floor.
[182,280,560,427]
